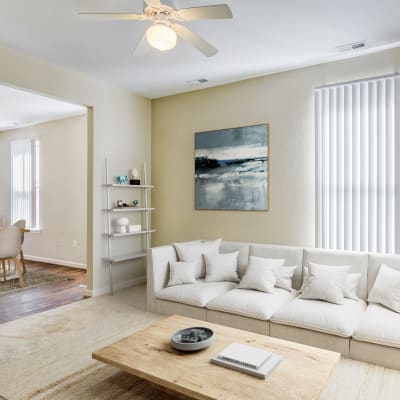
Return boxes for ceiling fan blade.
[79,13,147,21]
[175,4,232,21]
[171,24,218,57]
[144,0,162,7]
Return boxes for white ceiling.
[1,0,400,98]
[0,85,87,132]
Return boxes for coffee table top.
[93,314,340,400]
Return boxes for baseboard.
[85,275,146,297]
[24,255,87,270]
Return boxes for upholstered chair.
[0,226,24,288]
[13,219,27,274]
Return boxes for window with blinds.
[11,138,40,230]
[315,74,400,254]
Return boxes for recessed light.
[336,41,366,52]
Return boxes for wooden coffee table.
[93,315,340,400]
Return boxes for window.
[11,138,40,230]
[315,75,400,253]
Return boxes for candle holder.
[130,167,141,185]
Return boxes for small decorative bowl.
[171,327,215,352]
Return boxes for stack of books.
[211,342,281,379]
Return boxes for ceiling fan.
[79,0,233,57]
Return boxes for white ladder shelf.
[104,159,154,295]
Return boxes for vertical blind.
[11,138,40,229]
[315,75,400,254]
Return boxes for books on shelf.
[211,342,282,379]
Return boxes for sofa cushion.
[271,297,367,337]
[206,288,298,321]
[353,303,400,349]
[155,279,236,308]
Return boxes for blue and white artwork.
[195,124,269,211]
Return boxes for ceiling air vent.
[188,78,209,85]
[336,41,366,52]
[0,121,21,131]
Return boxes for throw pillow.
[301,263,356,298]
[204,252,240,283]
[246,256,295,291]
[174,238,222,279]
[299,263,349,304]
[274,266,297,291]
[167,261,197,287]
[238,263,277,293]
[343,273,361,300]
[368,264,400,313]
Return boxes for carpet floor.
[1,285,399,400]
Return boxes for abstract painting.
[195,124,269,211]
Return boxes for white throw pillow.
[368,264,400,313]
[274,266,297,291]
[167,261,197,287]
[246,256,295,291]
[204,252,239,283]
[300,263,349,304]
[174,238,222,279]
[343,273,361,300]
[301,263,358,299]
[238,263,277,293]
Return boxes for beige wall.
[0,115,87,266]
[152,48,400,247]
[0,44,151,295]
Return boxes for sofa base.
[350,339,400,370]
[206,310,269,335]
[155,299,206,320]
[270,322,350,356]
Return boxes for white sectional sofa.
[146,240,400,369]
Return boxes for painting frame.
[194,123,270,211]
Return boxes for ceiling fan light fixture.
[146,22,177,51]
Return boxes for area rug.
[0,271,72,294]
[22,362,179,400]
[1,285,400,400]
[20,357,400,400]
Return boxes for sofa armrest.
[146,245,177,312]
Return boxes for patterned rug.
[0,271,72,294]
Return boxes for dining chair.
[13,219,27,274]
[0,226,24,288]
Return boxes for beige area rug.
[1,285,400,400]
[21,358,400,400]
[0,271,71,294]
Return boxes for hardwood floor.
[0,260,87,324]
